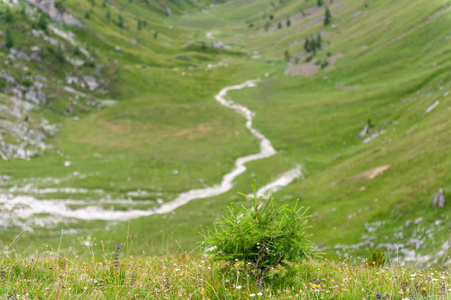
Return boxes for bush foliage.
[202,183,315,289]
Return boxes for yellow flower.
[312,284,316,289]
[45,261,49,263]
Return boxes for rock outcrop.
[25,0,83,26]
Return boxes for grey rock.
[25,0,83,26]
[432,188,445,208]
[414,217,423,225]
[211,41,232,50]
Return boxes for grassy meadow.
[0,0,450,289]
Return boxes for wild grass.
[1,236,450,299]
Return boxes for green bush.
[369,250,386,267]
[201,183,315,289]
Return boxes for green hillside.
[0,0,450,267]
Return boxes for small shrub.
[202,183,315,289]
[369,250,386,267]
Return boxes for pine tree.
[304,38,310,52]
[286,18,291,27]
[5,29,14,49]
[56,44,65,63]
[277,22,282,29]
[317,0,323,7]
[5,7,14,23]
[310,37,317,53]
[316,34,322,49]
[324,7,332,26]
[118,15,124,27]
[284,50,290,62]
[37,14,48,32]
[73,46,81,56]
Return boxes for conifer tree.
[316,34,322,49]
[277,22,282,29]
[5,7,14,23]
[284,50,290,62]
[310,38,317,53]
[73,46,81,56]
[56,44,65,63]
[304,38,310,52]
[5,29,14,49]
[324,7,332,26]
[317,0,323,7]
[286,18,291,27]
[37,14,48,32]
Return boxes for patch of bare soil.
[285,53,343,76]
[357,165,391,180]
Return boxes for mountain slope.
[0,0,450,264]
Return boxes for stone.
[405,220,412,227]
[414,217,423,225]
[432,188,445,208]
[25,0,83,26]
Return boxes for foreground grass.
[1,242,450,299]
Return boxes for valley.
[0,0,450,268]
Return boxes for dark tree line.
[304,34,322,53]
